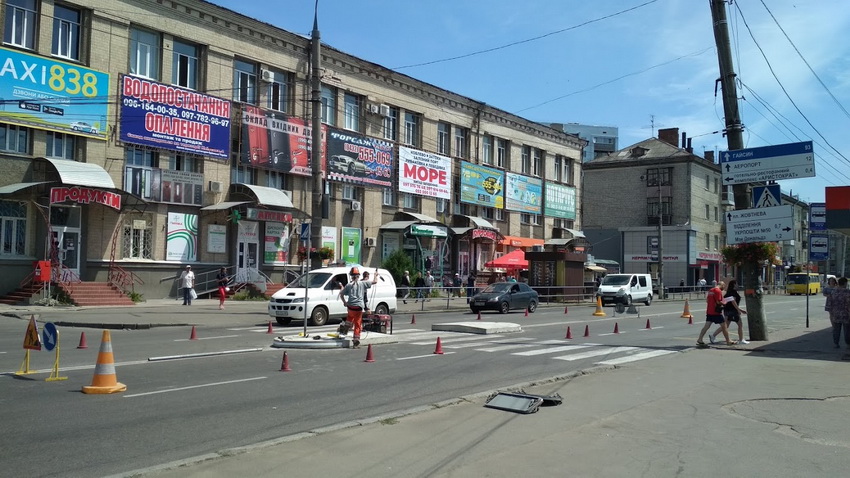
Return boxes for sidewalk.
[125,324,849,478]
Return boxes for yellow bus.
[786,273,821,295]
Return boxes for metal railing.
[108,263,145,295]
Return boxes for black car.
[469,282,538,314]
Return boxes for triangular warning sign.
[23,315,41,351]
[755,186,781,208]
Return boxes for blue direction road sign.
[809,203,827,231]
[300,222,310,241]
[725,205,794,245]
[753,185,781,208]
[809,233,829,261]
[42,322,57,352]
[720,141,815,185]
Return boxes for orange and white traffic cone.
[82,330,126,394]
[681,299,693,319]
[592,296,606,317]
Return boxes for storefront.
[379,212,448,274]
[452,215,504,278]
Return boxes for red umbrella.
[484,249,527,269]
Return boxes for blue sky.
[209,0,850,204]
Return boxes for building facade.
[549,123,618,164]
[0,0,584,300]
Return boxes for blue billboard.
[505,172,542,213]
[0,46,109,140]
[460,162,504,208]
[119,75,232,159]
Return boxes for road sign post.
[809,233,829,262]
[720,141,815,185]
[42,323,67,382]
[725,205,794,245]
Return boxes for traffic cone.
[645,319,652,329]
[525,308,529,317]
[477,311,482,321]
[564,305,569,315]
[583,325,590,337]
[565,326,572,339]
[613,322,620,334]
[592,296,606,317]
[189,326,198,340]
[82,330,126,394]
[688,315,694,325]
[280,351,292,372]
[681,299,693,319]
[266,321,274,334]
[77,331,88,349]
[433,337,444,355]
[364,344,375,363]
[411,314,416,324]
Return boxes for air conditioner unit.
[364,237,376,247]
[379,104,391,117]
[350,200,361,211]
[367,103,380,114]
[260,69,275,83]
[209,181,223,193]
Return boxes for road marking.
[638,326,664,331]
[410,334,504,346]
[512,344,594,356]
[1,359,150,376]
[174,334,240,342]
[475,343,536,352]
[553,346,639,361]
[124,376,267,398]
[596,349,678,365]
[396,352,456,360]
[598,332,627,336]
[148,348,265,361]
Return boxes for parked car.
[329,154,367,175]
[598,273,653,306]
[469,282,538,314]
[70,121,98,134]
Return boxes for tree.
[382,249,414,288]
[721,242,779,341]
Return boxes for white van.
[268,266,397,326]
[598,273,653,306]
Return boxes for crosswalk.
[253,325,680,366]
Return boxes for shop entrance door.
[236,221,261,289]
[49,227,81,281]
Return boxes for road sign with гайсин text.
[720,141,814,185]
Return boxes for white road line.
[124,376,267,398]
[598,332,626,336]
[638,326,664,331]
[512,345,594,356]
[553,346,639,361]
[396,352,456,360]
[417,336,530,347]
[148,348,264,361]
[476,343,537,352]
[1,359,150,376]
[596,349,678,365]
[174,334,240,342]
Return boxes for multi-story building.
[548,123,618,164]
[0,0,584,301]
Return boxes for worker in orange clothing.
[338,266,379,348]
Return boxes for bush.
[230,288,268,301]
[127,291,144,303]
[381,249,415,286]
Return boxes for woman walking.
[827,277,850,349]
[710,280,748,344]
[216,267,229,310]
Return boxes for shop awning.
[44,158,116,189]
[562,228,586,239]
[400,211,440,223]
[380,221,416,231]
[545,238,572,246]
[0,182,49,194]
[500,235,544,248]
[200,201,250,211]
[585,265,607,272]
[231,183,294,208]
[451,227,473,236]
[459,214,495,229]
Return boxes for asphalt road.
[0,295,825,477]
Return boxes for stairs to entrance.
[0,282,46,305]
[59,282,136,307]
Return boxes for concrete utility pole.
[710,0,767,340]
[310,1,326,269]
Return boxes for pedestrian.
[453,273,462,297]
[824,276,838,313]
[827,277,850,349]
[338,266,379,348]
[400,270,411,304]
[424,271,434,300]
[216,267,229,310]
[466,272,477,303]
[179,265,195,306]
[424,256,432,272]
[413,272,425,301]
[507,275,517,283]
[696,280,733,347]
[698,277,707,293]
[362,271,371,313]
[710,280,748,344]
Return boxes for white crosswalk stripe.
[596,349,678,365]
[552,346,639,361]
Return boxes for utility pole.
[310,1,326,270]
[710,0,767,340]
[657,182,664,300]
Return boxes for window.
[704,204,710,220]
[646,167,671,186]
[495,208,504,222]
[402,193,418,209]
[437,122,450,155]
[122,214,153,259]
[382,188,395,206]
[0,123,30,153]
[705,174,710,190]
[436,198,448,213]
[172,39,198,89]
[482,135,493,164]
[454,127,468,159]
[383,106,398,141]
[169,153,201,173]
[125,146,158,167]
[521,146,531,174]
[496,139,507,168]
[232,164,257,185]
[342,185,356,201]
[403,111,420,147]
[52,5,81,60]
[4,0,37,49]
[713,178,718,194]
[343,92,360,131]
[554,156,562,182]
[521,213,540,225]
[267,71,291,113]
[320,85,336,126]
[714,206,719,222]
[234,59,257,104]
[532,148,542,176]
[482,207,494,220]
[565,157,575,184]
[0,200,27,256]
[46,132,75,159]
[267,170,286,190]
[713,235,719,251]
[130,27,160,79]
[705,233,710,250]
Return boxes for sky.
[208,0,850,204]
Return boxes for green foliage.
[721,242,779,266]
[230,288,268,301]
[381,249,415,285]
[127,291,144,303]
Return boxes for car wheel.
[527,301,537,313]
[644,294,652,306]
[499,302,509,314]
[310,306,329,326]
[624,295,632,306]
[276,317,292,326]
[374,303,389,315]
[470,307,481,314]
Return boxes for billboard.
[326,128,393,188]
[124,166,204,206]
[166,212,198,262]
[0,46,109,140]
[505,172,542,214]
[239,105,325,176]
[544,182,577,219]
[120,75,231,159]
[264,222,291,265]
[398,146,452,199]
[460,162,504,208]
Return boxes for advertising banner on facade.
[207,224,226,254]
[124,166,204,206]
[321,226,337,253]
[460,162,504,208]
[398,146,451,199]
[166,212,198,261]
[326,128,393,188]
[50,186,121,210]
[0,46,109,140]
[264,222,291,264]
[340,227,361,264]
[120,75,231,159]
[543,182,577,219]
[239,105,325,176]
[505,172,542,214]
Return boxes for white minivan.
[598,273,653,306]
[268,266,397,326]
